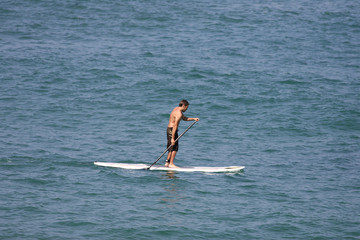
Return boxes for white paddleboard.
[94,162,245,173]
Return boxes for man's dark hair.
[179,99,189,107]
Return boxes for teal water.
[1,0,359,239]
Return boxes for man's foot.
[165,160,170,167]
[168,164,179,168]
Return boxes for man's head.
[179,99,189,112]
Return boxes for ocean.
[1,0,359,239]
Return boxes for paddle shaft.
[147,121,197,170]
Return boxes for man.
[165,99,199,168]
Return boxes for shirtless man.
[165,99,199,168]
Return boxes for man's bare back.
[168,107,183,128]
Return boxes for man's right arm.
[171,115,181,145]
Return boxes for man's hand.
[171,138,176,146]
[194,118,200,121]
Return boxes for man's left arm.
[182,115,199,121]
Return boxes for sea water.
[1,0,359,239]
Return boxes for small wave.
[219,14,244,23]
[278,79,307,85]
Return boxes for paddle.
[147,121,198,170]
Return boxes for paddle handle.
[147,121,197,170]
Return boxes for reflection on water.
[160,171,182,205]
[164,171,178,180]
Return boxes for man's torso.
[168,107,183,128]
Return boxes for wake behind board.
[94,162,244,173]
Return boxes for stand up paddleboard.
[94,162,245,173]
[94,122,244,173]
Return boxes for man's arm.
[182,115,199,121]
[171,115,181,145]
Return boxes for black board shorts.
[167,127,179,152]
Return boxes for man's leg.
[169,151,178,168]
[165,151,171,167]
